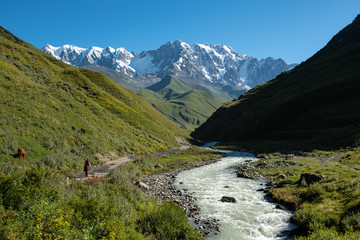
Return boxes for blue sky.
[1,0,359,63]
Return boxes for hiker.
[84,159,91,177]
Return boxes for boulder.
[134,181,150,190]
[220,196,236,203]
[299,173,324,185]
[237,171,252,179]
[278,174,287,179]
[154,163,163,168]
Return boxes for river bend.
[174,148,297,239]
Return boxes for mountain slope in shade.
[138,76,226,130]
[0,26,185,170]
[191,15,360,149]
[43,41,296,91]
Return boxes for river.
[174,145,297,239]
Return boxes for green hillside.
[191,15,360,150]
[82,65,155,92]
[0,26,217,240]
[0,26,185,172]
[138,75,227,130]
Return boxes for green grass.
[237,146,360,239]
[129,146,225,176]
[0,144,222,239]
[138,76,227,131]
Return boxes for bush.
[138,202,202,240]
[296,228,359,240]
[294,204,340,232]
[341,212,360,232]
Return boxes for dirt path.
[317,152,360,176]
[74,136,190,181]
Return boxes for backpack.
[85,160,92,171]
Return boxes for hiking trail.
[74,137,189,181]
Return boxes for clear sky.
[1,0,359,64]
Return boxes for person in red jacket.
[84,160,91,177]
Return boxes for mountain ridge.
[42,41,297,91]
[190,14,360,150]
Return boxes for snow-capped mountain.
[43,40,296,89]
[42,44,136,76]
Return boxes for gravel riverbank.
[144,159,221,237]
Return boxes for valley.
[42,40,296,131]
[1,8,360,240]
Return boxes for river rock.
[278,174,287,179]
[154,163,163,168]
[237,171,252,179]
[275,204,288,210]
[220,196,236,203]
[134,181,150,191]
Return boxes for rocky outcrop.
[235,160,302,180]
[298,173,324,185]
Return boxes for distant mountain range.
[42,41,297,91]
[191,15,360,149]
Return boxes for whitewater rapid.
[174,147,297,240]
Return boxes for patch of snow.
[200,66,211,80]
[130,54,158,75]
[218,68,226,78]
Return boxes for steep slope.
[138,76,226,130]
[0,26,185,171]
[81,65,157,92]
[43,41,296,91]
[191,15,360,149]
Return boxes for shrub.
[294,204,340,232]
[341,212,360,232]
[138,202,202,240]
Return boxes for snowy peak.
[42,44,136,76]
[42,41,296,89]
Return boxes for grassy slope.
[0,26,185,173]
[138,75,227,130]
[0,145,222,239]
[0,27,225,239]
[191,15,360,150]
